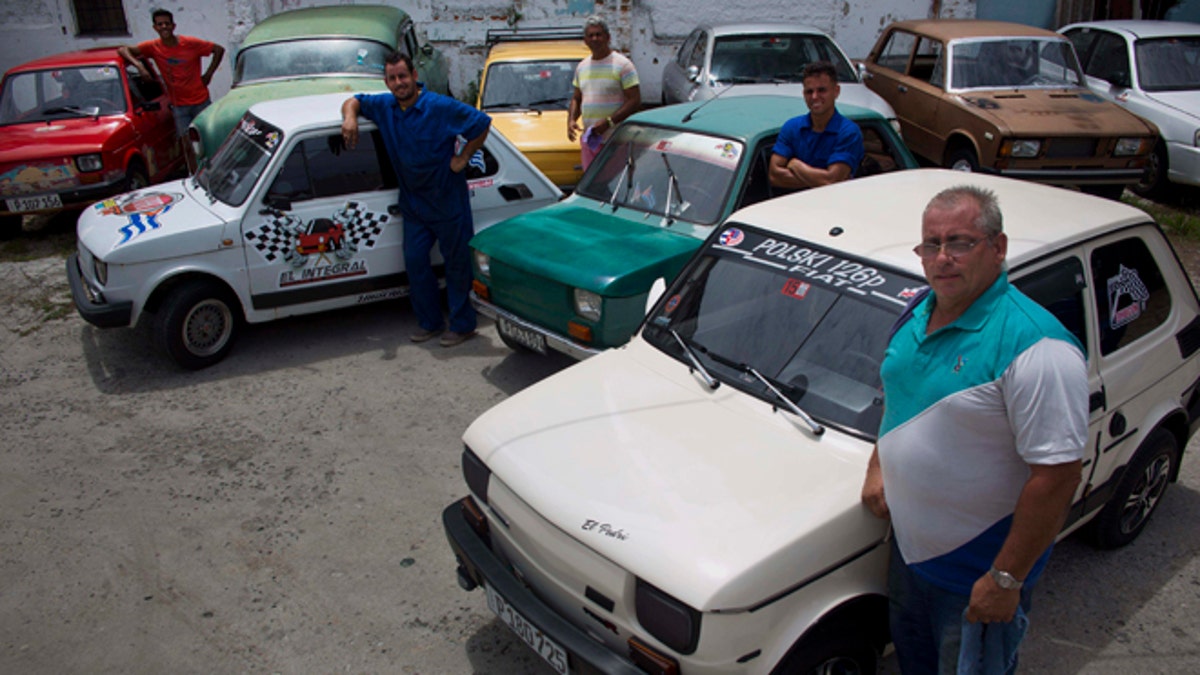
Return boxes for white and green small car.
[444,169,1200,674]
[68,92,560,369]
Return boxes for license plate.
[6,193,63,212]
[485,582,569,674]
[498,317,547,354]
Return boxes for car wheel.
[1081,184,1127,201]
[776,633,877,675]
[1131,141,1174,201]
[944,146,978,173]
[1085,429,1178,549]
[125,162,149,193]
[0,214,23,240]
[154,280,240,370]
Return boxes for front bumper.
[1167,141,1200,189]
[2,176,127,218]
[67,253,132,328]
[442,500,644,675]
[472,290,601,360]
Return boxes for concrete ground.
[1,254,1197,674]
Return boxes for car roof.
[629,95,880,140]
[726,169,1151,278]
[888,19,1064,42]
[247,92,368,133]
[485,39,590,62]
[241,4,406,48]
[4,47,124,74]
[1061,20,1200,40]
[705,23,833,38]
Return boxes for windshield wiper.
[527,96,569,107]
[608,140,636,211]
[659,153,690,226]
[746,366,825,435]
[41,105,98,118]
[670,329,718,390]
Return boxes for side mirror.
[686,65,701,83]
[264,194,292,212]
[422,43,434,57]
[645,277,666,316]
[855,61,871,81]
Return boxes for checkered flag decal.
[245,212,299,263]
[339,201,388,249]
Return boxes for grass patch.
[1123,192,1200,241]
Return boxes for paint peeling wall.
[0,0,980,103]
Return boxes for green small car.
[470,95,918,359]
[188,4,449,161]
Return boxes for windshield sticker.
[712,227,918,305]
[646,131,742,170]
[244,201,388,287]
[716,142,740,161]
[1107,264,1150,329]
[94,190,183,248]
[237,116,284,154]
[664,294,681,313]
[782,278,811,300]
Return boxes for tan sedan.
[861,19,1158,199]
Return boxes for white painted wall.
[0,0,979,103]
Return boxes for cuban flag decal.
[719,227,744,247]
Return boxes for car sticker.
[781,278,811,300]
[468,177,494,190]
[1,160,78,192]
[649,132,741,170]
[244,201,388,288]
[93,190,184,248]
[664,294,681,314]
[1108,264,1150,329]
[718,227,744,247]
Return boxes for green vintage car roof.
[627,94,884,143]
[240,4,407,48]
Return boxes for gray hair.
[584,15,610,35]
[924,185,1003,236]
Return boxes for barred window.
[73,0,129,37]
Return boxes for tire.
[0,214,23,240]
[1085,429,1178,549]
[1131,141,1174,201]
[944,146,978,173]
[154,280,240,370]
[1081,184,1127,201]
[775,633,877,675]
[124,162,149,193]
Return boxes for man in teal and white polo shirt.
[861,185,1087,673]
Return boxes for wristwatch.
[988,566,1023,590]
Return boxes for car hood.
[471,198,702,297]
[486,109,575,153]
[465,341,885,610]
[76,179,226,264]
[959,88,1155,134]
[717,82,897,119]
[0,116,126,162]
[1144,89,1200,123]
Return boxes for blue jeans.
[172,99,211,137]
[403,215,476,334]
[888,540,1033,674]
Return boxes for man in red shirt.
[119,9,224,171]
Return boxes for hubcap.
[183,299,232,356]
[1118,453,1171,535]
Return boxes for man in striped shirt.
[567,15,641,170]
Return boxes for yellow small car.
[478,29,590,190]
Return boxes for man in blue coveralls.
[341,52,491,347]
[768,61,863,189]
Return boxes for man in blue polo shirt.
[341,52,491,347]
[768,61,864,189]
[861,185,1087,673]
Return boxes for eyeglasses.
[912,236,992,260]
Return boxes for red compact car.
[0,47,184,234]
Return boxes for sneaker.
[410,327,444,343]
[439,330,477,347]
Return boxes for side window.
[126,66,164,103]
[1013,256,1090,356]
[738,138,777,208]
[1064,29,1098,69]
[267,131,394,204]
[677,31,700,66]
[464,144,500,180]
[400,24,417,59]
[1086,33,1130,83]
[876,31,916,74]
[915,39,945,87]
[856,122,902,177]
[687,32,708,70]
[1091,236,1170,356]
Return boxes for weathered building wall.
[0,0,978,103]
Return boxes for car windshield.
[196,113,283,206]
[642,224,924,438]
[480,60,577,110]
[1135,36,1200,92]
[949,38,1084,89]
[234,39,392,84]
[0,65,126,124]
[710,34,856,84]
[574,124,744,226]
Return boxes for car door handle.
[897,84,908,94]
[1089,388,1106,413]
[499,184,533,201]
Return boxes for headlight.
[92,258,108,286]
[474,250,491,278]
[75,154,103,172]
[635,580,700,654]
[187,126,203,159]
[1114,137,1147,156]
[1005,140,1041,158]
[573,288,602,321]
